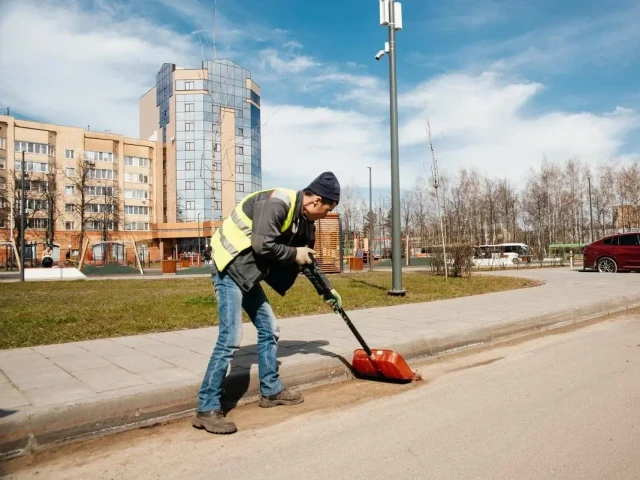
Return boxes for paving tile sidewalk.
[2,269,640,458]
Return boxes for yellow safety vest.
[211,188,298,271]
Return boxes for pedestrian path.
[2,268,640,458]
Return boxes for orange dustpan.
[306,257,416,382]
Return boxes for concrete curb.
[2,291,640,460]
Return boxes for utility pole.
[587,176,594,243]
[20,151,26,282]
[378,0,405,296]
[367,166,373,272]
[197,212,201,266]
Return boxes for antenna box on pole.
[379,0,390,25]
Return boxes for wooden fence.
[314,212,341,274]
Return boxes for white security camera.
[375,50,385,60]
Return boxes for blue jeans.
[197,269,284,412]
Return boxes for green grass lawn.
[0,272,539,349]
[376,257,432,267]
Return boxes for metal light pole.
[20,151,26,282]
[197,212,201,266]
[367,166,373,272]
[587,177,594,243]
[378,0,405,296]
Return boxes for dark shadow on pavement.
[0,409,17,419]
[221,340,353,411]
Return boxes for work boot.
[259,388,304,408]
[191,410,237,434]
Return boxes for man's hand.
[324,289,342,312]
[295,247,316,265]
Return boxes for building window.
[0,137,6,149]
[236,164,244,174]
[236,109,243,119]
[236,127,244,136]
[65,167,75,177]
[124,205,151,215]
[125,222,150,231]
[236,146,243,155]
[214,143,221,152]
[14,141,54,156]
[185,161,194,170]
[214,162,221,171]
[185,122,194,131]
[125,189,149,199]
[185,103,194,112]
[88,168,117,180]
[186,181,195,190]
[85,185,113,196]
[86,220,117,231]
[65,203,74,213]
[214,181,221,191]
[65,185,74,195]
[85,151,116,163]
[186,142,195,151]
[125,173,149,183]
[27,218,49,229]
[65,221,75,230]
[22,198,48,211]
[15,161,49,173]
[185,81,194,90]
[65,149,74,159]
[124,156,150,167]
[214,201,222,210]
[236,183,244,192]
[186,201,195,210]
[0,157,5,170]
[84,203,115,214]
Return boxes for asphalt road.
[5,313,640,480]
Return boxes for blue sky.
[1,0,639,202]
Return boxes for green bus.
[548,243,586,260]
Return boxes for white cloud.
[0,0,200,137]
[260,104,391,189]
[258,70,639,192]
[283,40,304,50]
[1,0,638,197]
[442,3,640,75]
[257,49,319,75]
[428,0,520,30]
[398,72,639,185]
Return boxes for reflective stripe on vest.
[211,188,298,271]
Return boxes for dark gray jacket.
[214,189,333,296]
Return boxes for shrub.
[429,244,474,278]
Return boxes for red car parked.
[583,232,640,273]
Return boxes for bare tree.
[426,120,448,278]
[0,176,10,232]
[43,159,60,245]
[7,168,47,251]
[349,154,638,261]
[336,184,362,253]
[64,157,118,252]
[412,176,431,249]
[400,189,414,264]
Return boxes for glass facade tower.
[153,59,261,224]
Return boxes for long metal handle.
[334,306,373,357]
[306,255,372,356]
